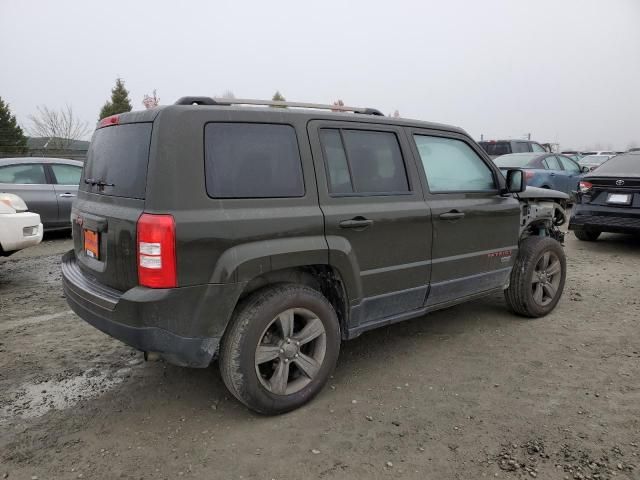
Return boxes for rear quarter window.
[204,123,304,198]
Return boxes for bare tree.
[28,105,90,150]
[142,89,160,109]
[220,90,236,99]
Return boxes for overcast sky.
[1,0,639,150]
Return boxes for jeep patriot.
[62,97,568,414]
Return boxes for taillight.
[97,114,120,129]
[137,214,176,288]
[524,170,535,181]
[579,181,593,193]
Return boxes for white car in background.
[0,193,43,257]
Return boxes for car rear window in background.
[415,135,495,192]
[589,154,638,174]
[82,123,152,199]
[513,142,530,153]
[205,123,304,198]
[493,153,538,168]
[320,129,409,194]
[0,164,47,184]
[479,142,511,156]
[51,164,82,184]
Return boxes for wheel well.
[238,266,349,338]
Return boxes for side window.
[319,130,353,193]
[51,164,82,184]
[319,129,409,194]
[204,123,304,198]
[531,143,546,152]
[543,155,561,170]
[0,164,47,184]
[513,142,530,153]
[559,157,580,173]
[414,135,496,192]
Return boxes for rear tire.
[505,236,566,318]
[219,284,340,415]
[574,229,601,241]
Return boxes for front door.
[557,156,583,197]
[408,130,521,306]
[308,121,432,327]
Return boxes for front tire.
[219,284,340,415]
[574,229,601,241]
[505,236,566,318]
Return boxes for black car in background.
[479,139,547,158]
[569,151,640,241]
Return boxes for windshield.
[580,155,609,165]
[493,153,538,168]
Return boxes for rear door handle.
[59,193,76,198]
[439,211,465,221]
[339,217,374,229]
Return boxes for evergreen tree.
[99,78,133,120]
[271,90,287,108]
[0,97,27,154]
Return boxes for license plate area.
[84,229,100,259]
[606,193,632,205]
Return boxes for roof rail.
[174,97,384,116]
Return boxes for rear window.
[82,123,152,199]
[493,153,538,168]
[204,123,304,198]
[590,154,638,175]
[480,142,511,156]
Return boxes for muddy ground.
[1,232,639,480]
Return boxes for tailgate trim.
[62,250,122,311]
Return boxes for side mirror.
[581,166,590,173]
[505,169,526,193]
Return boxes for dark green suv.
[62,97,568,414]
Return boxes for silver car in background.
[579,154,614,172]
[0,157,83,230]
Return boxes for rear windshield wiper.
[84,178,115,187]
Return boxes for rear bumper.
[0,212,43,254]
[61,250,244,367]
[569,204,640,233]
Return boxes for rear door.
[308,121,432,326]
[542,155,569,192]
[408,130,520,306]
[0,162,58,226]
[73,122,152,292]
[49,162,82,227]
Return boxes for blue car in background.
[493,152,589,201]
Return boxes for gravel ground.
[1,231,639,480]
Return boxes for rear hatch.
[73,117,153,292]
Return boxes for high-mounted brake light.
[579,181,593,193]
[137,214,176,288]
[97,114,120,129]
